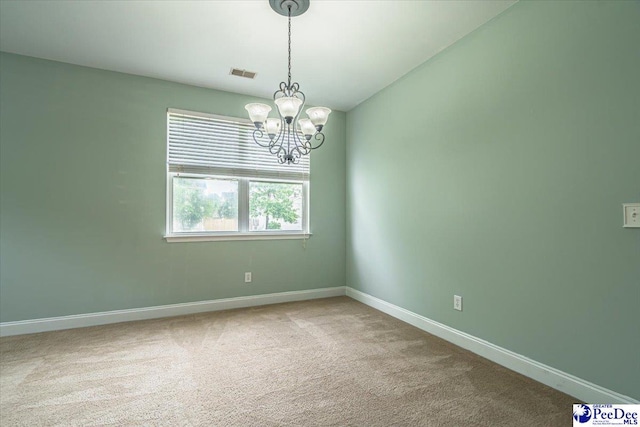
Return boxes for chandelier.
[245,0,331,165]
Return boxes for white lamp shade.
[265,118,281,136]
[306,107,332,127]
[274,97,303,119]
[245,103,271,124]
[298,118,316,136]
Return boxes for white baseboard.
[0,287,346,337]
[3,285,636,404]
[346,287,638,405]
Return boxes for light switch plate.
[623,203,640,228]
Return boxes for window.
[165,109,310,242]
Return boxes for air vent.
[230,68,257,79]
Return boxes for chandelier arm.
[269,129,285,156]
[272,138,286,163]
[290,151,301,164]
[309,132,326,150]
[292,145,307,159]
[269,120,285,149]
[286,143,302,164]
[250,122,286,156]
[291,97,310,156]
[294,142,310,157]
[275,82,288,100]
[274,81,303,101]
[287,87,305,129]
[294,87,305,105]
[251,129,272,148]
[290,126,311,155]
[287,122,297,161]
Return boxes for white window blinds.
[167,108,310,180]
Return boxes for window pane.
[249,181,303,231]
[173,177,238,232]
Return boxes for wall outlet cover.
[623,203,640,228]
[454,295,462,311]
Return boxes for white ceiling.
[0,0,516,111]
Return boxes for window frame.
[164,110,311,243]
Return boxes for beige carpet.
[1,296,575,426]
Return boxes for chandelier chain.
[287,5,292,87]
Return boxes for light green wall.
[1,0,638,402]
[347,1,639,400]
[0,52,346,322]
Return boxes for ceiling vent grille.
[230,68,257,79]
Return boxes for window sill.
[164,232,312,243]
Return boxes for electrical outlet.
[454,295,462,311]
[623,203,640,228]
[244,272,252,283]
